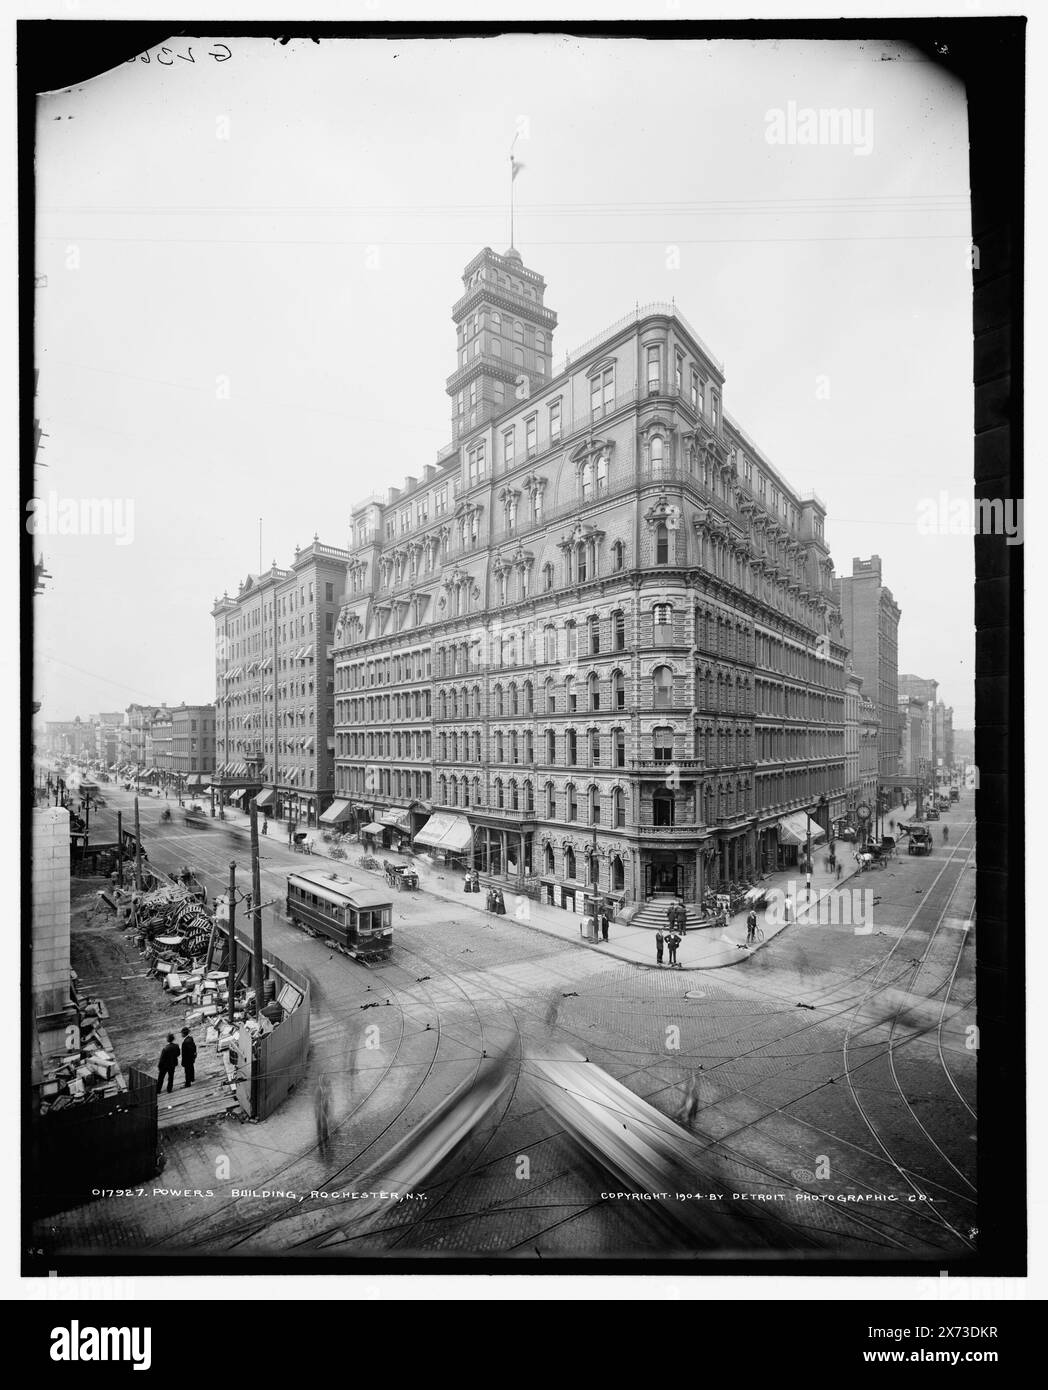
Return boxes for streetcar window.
[348,909,358,934]
[358,910,372,933]
[381,908,392,929]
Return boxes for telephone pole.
[133,795,143,890]
[227,860,237,1024]
[249,800,265,1019]
[116,810,123,888]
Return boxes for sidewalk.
[208,800,911,972]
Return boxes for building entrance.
[644,851,682,898]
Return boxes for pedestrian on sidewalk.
[665,902,677,935]
[600,911,609,942]
[180,1027,197,1088]
[746,908,758,945]
[676,900,688,936]
[157,1033,179,1094]
[667,931,680,967]
[261,818,267,836]
[835,861,842,881]
[655,930,665,965]
[784,894,794,924]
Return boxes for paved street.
[34,784,976,1261]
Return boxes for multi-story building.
[93,713,123,769]
[332,242,849,908]
[152,708,173,784]
[837,555,902,791]
[212,539,348,826]
[170,703,215,793]
[120,704,161,773]
[898,674,940,778]
[859,694,880,811]
[898,694,930,779]
[45,719,89,760]
[844,669,862,817]
[935,699,954,779]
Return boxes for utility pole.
[249,799,265,1020]
[227,860,237,1024]
[116,810,124,888]
[133,795,143,890]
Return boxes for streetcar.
[285,867,393,964]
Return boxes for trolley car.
[286,868,393,965]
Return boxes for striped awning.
[413,813,471,853]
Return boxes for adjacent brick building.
[836,555,902,791]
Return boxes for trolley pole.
[227,860,238,1025]
[133,795,143,890]
[249,800,265,1020]
[116,810,124,888]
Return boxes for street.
[34,784,977,1260]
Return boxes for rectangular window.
[525,415,537,457]
[400,508,410,534]
[325,582,334,602]
[503,427,515,466]
[591,365,614,416]
[691,369,700,411]
[647,345,660,394]
[549,399,561,441]
[675,352,684,393]
[435,485,448,515]
[416,498,429,525]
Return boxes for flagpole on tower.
[509,134,525,251]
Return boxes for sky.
[32,33,975,725]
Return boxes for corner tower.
[446,245,557,442]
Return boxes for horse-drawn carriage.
[383,860,418,891]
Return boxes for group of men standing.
[157,1027,196,1093]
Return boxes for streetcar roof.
[287,869,392,909]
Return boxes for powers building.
[331,244,849,910]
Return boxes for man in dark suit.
[157,1033,180,1093]
[180,1027,197,1088]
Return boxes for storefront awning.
[253,788,274,807]
[777,811,826,847]
[230,788,246,801]
[320,799,353,825]
[413,812,471,853]
[377,808,411,830]
[361,821,385,835]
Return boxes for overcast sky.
[33,34,974,726]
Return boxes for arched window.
[543,562,554,592]
[544,843,555,876]
[588,672,600,711]
[449,775,458,807]
[567,729,578,764]
[613,786,626,827]
[580,461,594,502]
[509,682,519,715]
[612,609,626,650]
[589,785,601,825]
[614,727,626,767]
[565,845,576,879]
[495,684,504,717]
[565,622,577,661]
[495,778,504,809]
[650,435,665,478]
[613,670,626,711]
[612,540,625,571]
[653,664,673,708]
[565,675,577,712]
[611,854,625,891]
[524,779,534,812]
[567,783,578,821]
[523,680,534,714]
[545,677,556,714]
[546,729,556,763]
[544,626,558,662]
[546,781,556,817]
[473,731,481,761]
[473,775,481,805]
[656,522,669,565]
[438,775,447,804]
[513,320,524,343]
[653,602,672,643]
[588,614,600,655]
[509,779,519,811]
[490,310,501,331]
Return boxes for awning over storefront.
[413,812,471,853]
[320,799,353,825]
[229,788,247,802]
[776,811,826,847]
[254,788,275,808]
[377,808,411,830]
[361,821,385,836]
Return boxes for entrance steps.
[629,897,705,931]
